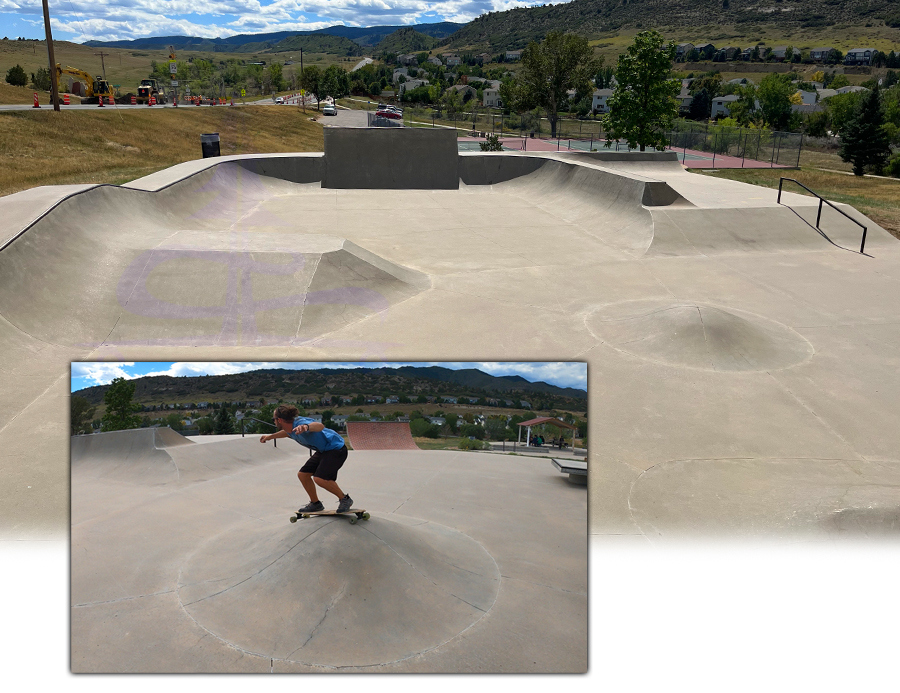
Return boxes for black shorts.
[299,446,348,481]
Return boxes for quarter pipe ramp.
[346,421,420,450]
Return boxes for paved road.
[351,57,374,71]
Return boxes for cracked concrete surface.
[71,435,586,672]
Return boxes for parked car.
[322,104,337,116]
[275,96,285,104]
[376,108,402,120]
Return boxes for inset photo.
[70,361,587,673]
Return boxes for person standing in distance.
[260,405,353,513]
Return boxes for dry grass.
[695,167,900,239]
[0,105,324,196]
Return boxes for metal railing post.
[816,198,823,228]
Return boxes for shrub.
[479,133,503,151]
[5,64,27,87]
[458,437,488,450]
[885,152,900,178]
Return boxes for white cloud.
[1,0,555,42]
[71,362,137,385]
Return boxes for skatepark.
[70,427,587,672]
[1,126,900,545]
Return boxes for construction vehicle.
[137,78,167,105]
[54,64,114,104]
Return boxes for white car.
[322,104,337,116]
[275,96,285,105]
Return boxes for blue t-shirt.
[287,416,345,452]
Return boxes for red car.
[376,108,402,120]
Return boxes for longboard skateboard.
[290,508,370,524]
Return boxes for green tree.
[322,64,350,100]
[602,30,680,151]
[756,73,795,130]
[164,413,185,431]
[301,65,323,110]
[840,85,891,176]
[214,405,235,435]
[101,378,142,432]
[70,396,96,435]
[31,66,51,91]
[689,88,711,120]
[410,417,439,438]
[506,30,601,138]
[268,62,285,92]
[5,64,27,87]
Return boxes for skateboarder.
[260,405,354,513]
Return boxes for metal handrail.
[778,177,868,254]
[240,417,278,446]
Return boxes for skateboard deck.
[290,508,370,524]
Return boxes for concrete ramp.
[347,421,420,450]
[71,428,192,485]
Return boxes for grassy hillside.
[443,0,900,51]
[73,367,586,408]
[271,34,363,57]
[0,38,346,99]
[0,105,323,196]
[375,28,439,55]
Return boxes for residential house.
[386,395,400,404]
[477,52,493,63]
[301,397,316,405]
[427,56,442,66]
[443,54,462,66]
[816,88,839,101]
[676,81,693,113]
[505,49,523,61]
[727,77,753,86]
[487,398,499,406]
[398,53,418,66]
[442,396,458,404]
[836,85,869,94]
[398,78,429,95]
[483,86,502,107]
[675,43,694,61]
[771,46,800,63]
[711,94,740,119]
[331,415,348,426]
[448,84,477,101]
[844,48,875,65]
[427,417,446,425]
[694,43,717,60]
[809,47,839,63]
[715,46,740,62]
[307,415,323,423]
[519,401,531,409]
[365,396,382,404]
[591,88,614,114]
[392,68,409,83]
[740,47,756,61]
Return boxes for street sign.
[241,89,246,97]
[300,89,305,95]
[185,86,191,95]
[169,61,177,74]
[171,80,178,87]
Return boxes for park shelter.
[517,416,577,448]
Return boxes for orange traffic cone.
[33,92,40,108]
[131,95,136,105]
[108,96,114,106]
[63,94,70,105]
[98,95,104,107]
[149,95,156,106]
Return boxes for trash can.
[201,133,220,158]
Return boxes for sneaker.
[298,500,324,513]
[336,495,353,513]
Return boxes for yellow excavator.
[55,64,114,104]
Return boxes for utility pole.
[94,50,110,80]
[41,0,60,111]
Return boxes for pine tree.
[839,85,890,176]
[214,405,235,435]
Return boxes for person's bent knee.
[298,470,313,480]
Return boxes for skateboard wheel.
[362,513,370,520]
[349,516,358,524]
[302,514,310,519]
[290,516,297,523]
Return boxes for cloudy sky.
[71,361,588,392]
[0,1,549,43]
